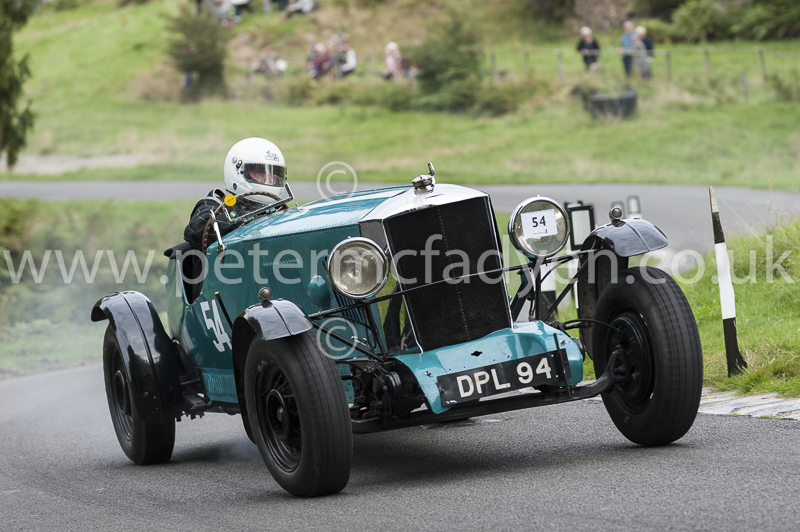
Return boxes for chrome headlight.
[327,237,388,299]
[508,197,570,259]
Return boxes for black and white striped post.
[709,186,747,376]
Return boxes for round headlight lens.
[508,197,570,258]
[327,238,388,299]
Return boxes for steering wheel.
[201,191,283,254]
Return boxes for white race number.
[201,300,232,352]
[521,209,558,239]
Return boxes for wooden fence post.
[366,54,372,82]
[758,48,767,80]
[666,50,672,82]
[557,50,564,84]
[524,51,530,76]
[704,48,710,82]
[742,71,748,103]
[491,53,497,83]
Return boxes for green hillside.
[4,0,800,187]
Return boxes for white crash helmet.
[223,138,290,205]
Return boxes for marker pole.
[709,186,747,376]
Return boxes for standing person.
[382,42,403,80]
[619,20,634,77]
[231,0,249,23]
[576,26,601,72]
[637,26,654,68]
[631,32,650,80]
[634,26,653,79]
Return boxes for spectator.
[631,32,651,80]
[210,0,235,26]
[284,0,315,19]
[252,54,288,78]
[231,0,249,23]
[635,26,653,80]
[307,43,331,79]
[382,42,403,80]
[576,26,601,72]
[619,20,634,77]
[636,26,654,57]
[329,34,357,78]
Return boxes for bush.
[768,71,800,102]
[728,0,800,41]
[672,0,727,42]
[284,76,315,106]
[636,18,678,44]
[524,0,575,24]
[165,5,230,100]
[633,0,686,19]
[408,11,483,112]
[473,80,548,116]
[50,0,80,11]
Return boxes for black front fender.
[230,299,313,423]
[576,218,668,360]
[91,292,182,424]
[581,218,668,258]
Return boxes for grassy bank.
[0,199,192,377]
[6,101,800,189]
[3,0,799,188]
[681,217,800,396]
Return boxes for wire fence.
[248,46,800,88]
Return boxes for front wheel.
[592,267,702,446]
[102,326,175,464]
[244,331,352,497]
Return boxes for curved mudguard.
[91,291,182,424]
[230,299,313,418]
[581,218,668,258]
[577,218,668,359]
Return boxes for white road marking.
[584,386,800,420]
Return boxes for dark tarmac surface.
[0,181,797,254]
[2,365,800,531]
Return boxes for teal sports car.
[92,165,702,497]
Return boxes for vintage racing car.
[92,164,702,497]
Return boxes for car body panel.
[392,321,583,414]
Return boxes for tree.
[409,11,484,111]
[0,0,36,170]
[166,5,230,100]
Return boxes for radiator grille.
[384,197,511,351]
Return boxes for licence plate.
[437,350,572,406]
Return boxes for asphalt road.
[2,365,800,531]
[0,181,798,254]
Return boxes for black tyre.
[592,267,702,446]
[244,331,352,497]
[102,326,175,464]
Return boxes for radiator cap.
[412,162,436,194]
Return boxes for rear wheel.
[103,326,175,464]
[592,267,702,446]
[244,331,352,496]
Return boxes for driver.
[183,137,291,250]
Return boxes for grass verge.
[681,216,800,396]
